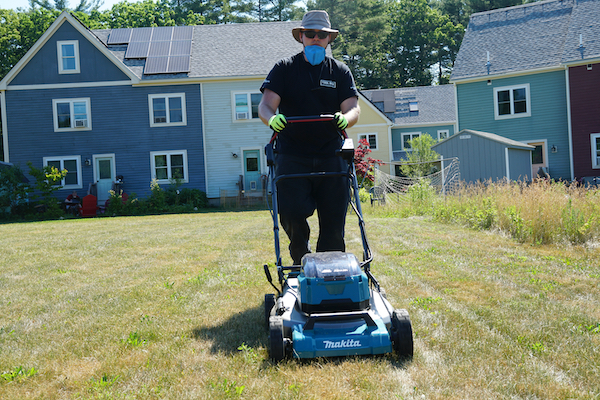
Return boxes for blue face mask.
[304,45,326,66]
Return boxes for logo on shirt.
[320,79,337,89]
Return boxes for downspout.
[505,147,510,181]
[564,67,575,181]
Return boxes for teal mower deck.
[263,115,413,361]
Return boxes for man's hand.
[268,114,287,132]
[333,112,348,130]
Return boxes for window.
[402,132,420,150]
[233,92,262,120]
[52,98,91,131]
[438,130,449,141]
[494,84,531,119]
[57,40,80,74]
[149,93,187,126]
[359,133,378,150]
[44,156,81,188]
[150,150,188,183]
[591,134,600,169]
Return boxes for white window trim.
[438,129,449,141]
[148,93,187,127]
[232,91,262,122]
[401,132,421,150]
[57,40,80,74]
[52,98,92,132]
[359,133,378,150]
[591,133,600,169]
[43,155,82,189]
[493,83,531,120]
[150,150,189,184]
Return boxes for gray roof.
[451,0,600,81]
[92,21,306,80]
[432,129,535,150]
[361,85,456,126]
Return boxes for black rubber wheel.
[264,293,276,328]
[269,315,286,362]
[391,309,414,359]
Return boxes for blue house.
[0,12,302,205]
[451,0,600,182]
[361,85,456,175]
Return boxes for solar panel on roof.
[170,40,192,56]
[125,41,150,58]
[108,28,132,44]
[131,27,153,42]
[149,41,171,57]
[144,57,169,74]
[173,26,193,40]
[151,26,173,41]
[167,56,191,73]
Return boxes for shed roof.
[432,129,535,150]
[361,85,455,126]
[451,0,600,81]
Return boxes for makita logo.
[323,339,362,349]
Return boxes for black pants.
[275,153,349,265]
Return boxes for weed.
[210,378,245,398]
[122,331,146,347]
[410,296,441,310]
[1,366,37,382]
[237,342,259,364]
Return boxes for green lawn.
[1,210,599,399]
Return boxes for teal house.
[451,0,600,182]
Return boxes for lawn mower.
[263,115,413,361]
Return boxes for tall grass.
[379,179,600,246]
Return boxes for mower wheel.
[269,315,286,362]
[391,309,413,359]
[264,293,276,328]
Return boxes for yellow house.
[346,93,394,175]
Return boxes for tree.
[385,0,463,87]
[29,0,104,13]
[251,0,305,21]
[399,135,440,178]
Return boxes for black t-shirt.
[260,52,358,157]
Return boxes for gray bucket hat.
[292,10,339,43]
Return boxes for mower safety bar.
[269,114,347,144]
[303,311,377,331]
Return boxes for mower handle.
[269,114,346,144]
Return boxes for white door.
[528,142,547,179]
[94,155,115,205]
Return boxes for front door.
[94,155,115,205]
[243,150,261,192]
[528,142,547,179]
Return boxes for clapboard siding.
[456,71,571,180]
[202,80,272,199]
[10,22,130,86]
[6,84,205,198]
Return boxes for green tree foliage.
[384,0,463,87]
[30,0,104,13]
[100,0,204,28]
[0,164,30,213]
[399,135,440,178]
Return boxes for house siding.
[6,84,205,198]
[10,22,130,86]
[201,79,271,199]
[569,63,600,178]
[456,71,571,180]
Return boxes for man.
[258,10,360,265]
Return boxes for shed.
[432,129,535,183]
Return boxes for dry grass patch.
[1,211,599,399]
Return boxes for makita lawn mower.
[263,115,413,361]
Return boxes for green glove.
[268,114,287,132]
[333,112,348,130]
